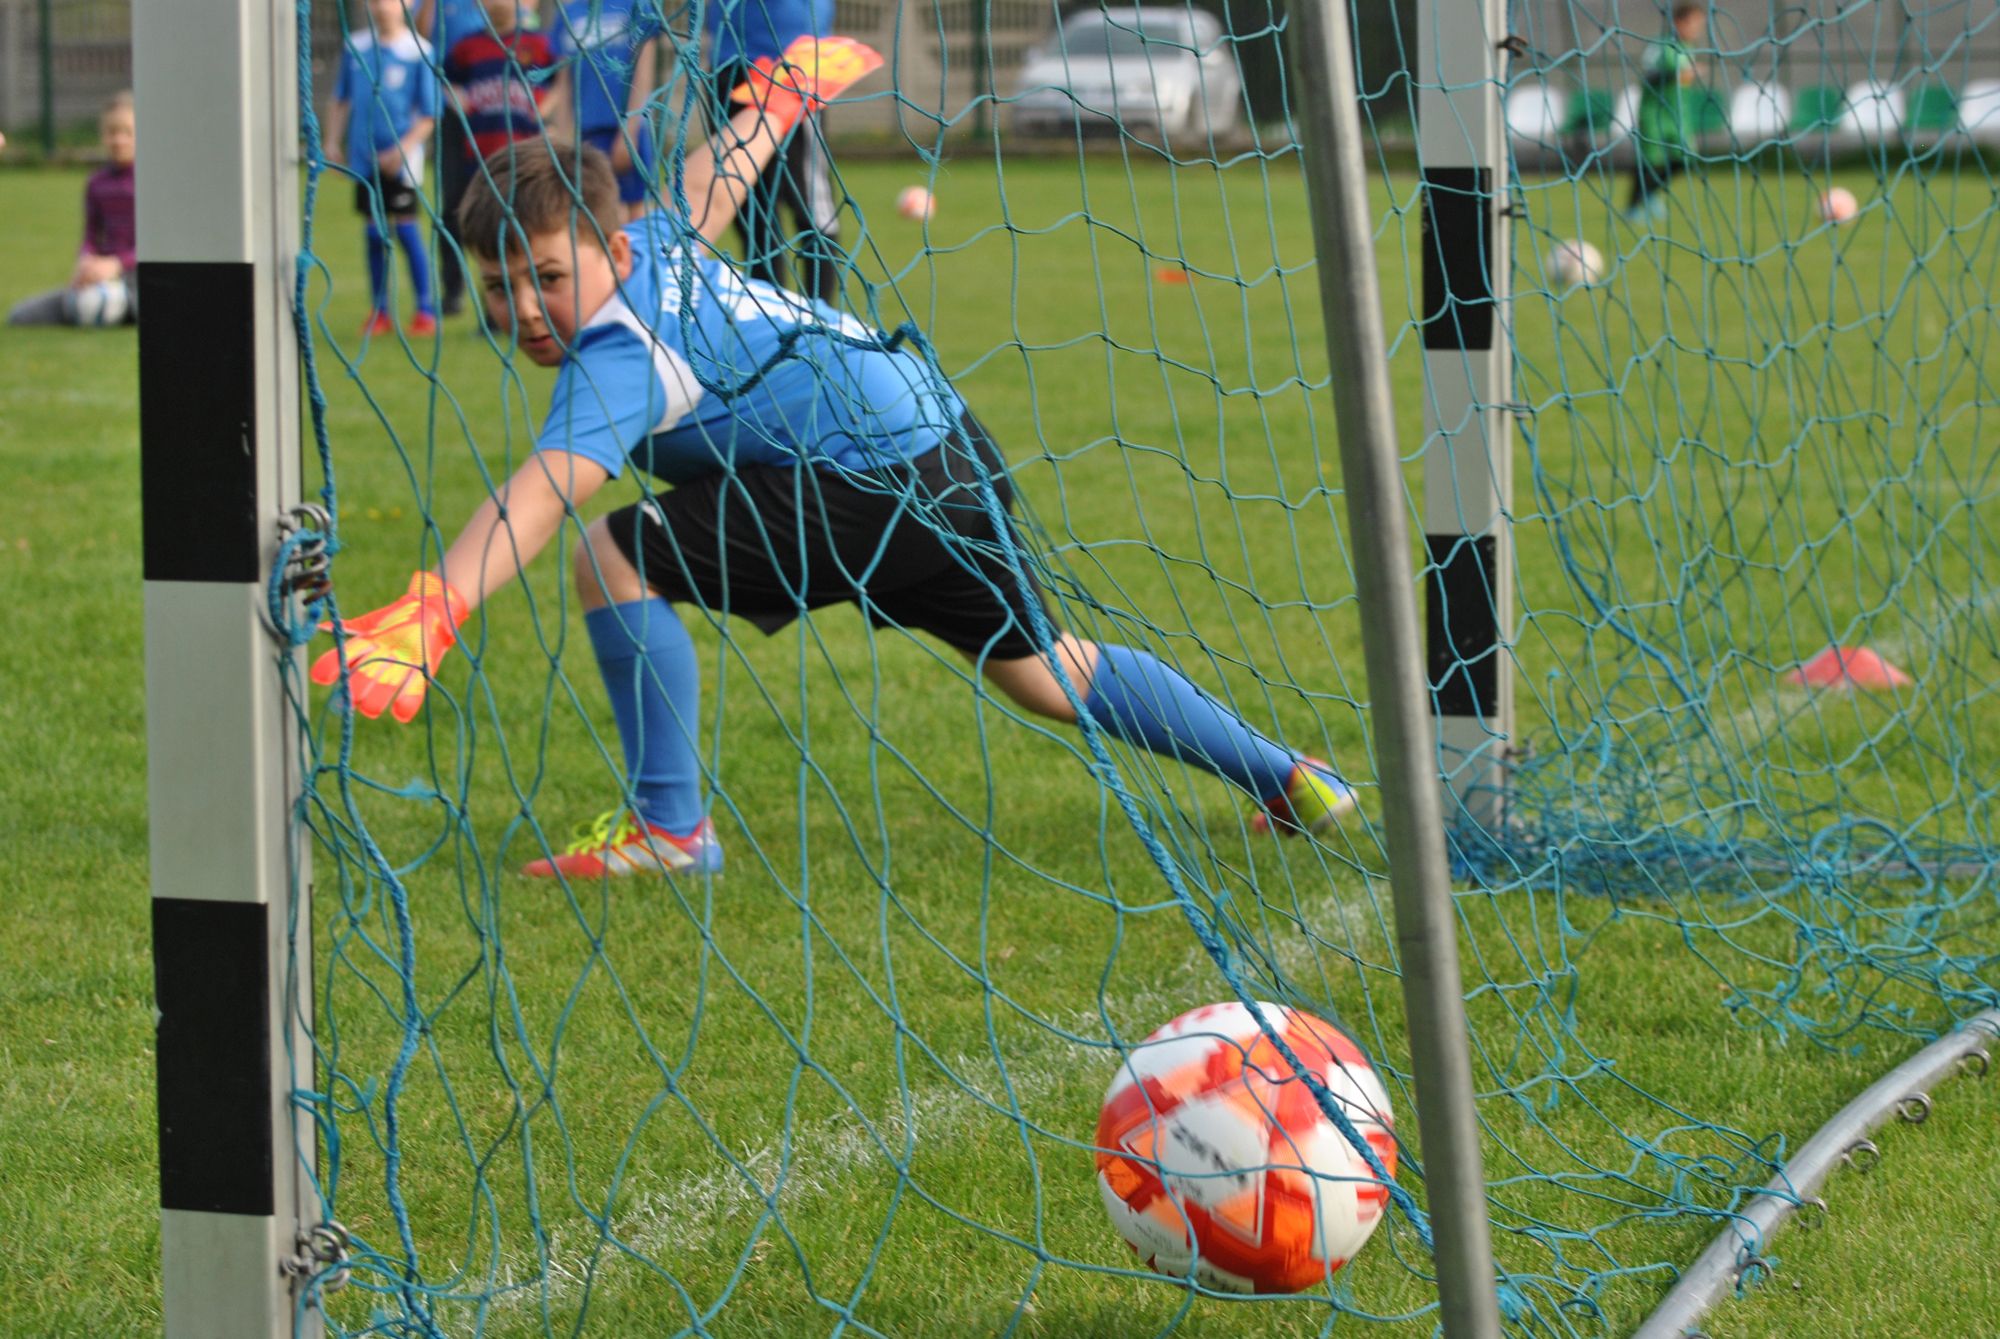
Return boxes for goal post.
[1418,0,1516,832]
[136,0,318,1334]
[1287,2,1505,1334]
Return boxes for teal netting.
[281,1,2000,1335]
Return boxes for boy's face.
[101,108,135,166]
[478,228,633,368]
[1675,9,1706,41]
[369,0,407,33]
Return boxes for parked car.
[1012,7,1244,145]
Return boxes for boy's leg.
[364,221,392,313]
[436,113,471,313]
[6,287,76,326]
[983,637,1294,801]
[983,638,1354,834]
[775,118,843,303]
[391,212,437,319]
[577,517,707,834]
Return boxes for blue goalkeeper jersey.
[537,216,964,483]
[335,29,442,169]
[705,0,831,66]
[552,0,668,135]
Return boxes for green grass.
[1,144,1997,1339]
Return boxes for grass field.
[2,141,1997,1339]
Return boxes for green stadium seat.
[1565,88,1617,139]
[1910,82,1958,133]
[1690,87,1729,137]
[1790,84,1846,132]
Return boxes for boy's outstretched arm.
[311,450,610,722]
[681,36,882,242]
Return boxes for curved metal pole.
[1283,3,1503,1336]
[1635,1009,2000,1339]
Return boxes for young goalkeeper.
[312,40,1354,879]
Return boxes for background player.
[7,92,137,328]
[326,0,442,338]
[549,0,669,221]
[705,0,843,301]
[313,43,1353,879]
[441,0,558,311]
[416,0,495,314]
[1625,2,1707,224]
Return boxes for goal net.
[284,0,2000,1334]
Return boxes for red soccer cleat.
[1250,757,1358,837]
[362,309,397,338]
[521,811,723,880]
[406,310,438,338]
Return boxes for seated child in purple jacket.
[8,92,138,328]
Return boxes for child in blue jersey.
[705,0,842,301]
[549,0,668,220]
[313,48,1354,880]
[326,0,443,337]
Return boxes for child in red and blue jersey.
[444,0,558,166]
[327,0,442,338]
[550,0,668,219]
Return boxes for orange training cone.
[1786,645,1913,691]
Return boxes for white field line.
[437,880,1385,1323]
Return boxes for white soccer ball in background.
[1095,1001,1396,1294]
[896,185,936,222]
[1548,238,1606,290]
[71,279,131,328]
[1818,187,1860,224]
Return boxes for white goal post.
[135,0,318,1334]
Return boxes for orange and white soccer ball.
[896,185,936,221]
[1819,187,1859,224]
[1096,1001,1396,1293]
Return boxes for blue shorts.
[584,124,655,206]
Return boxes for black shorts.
[355,168,419,218]
[604,414,1056,661]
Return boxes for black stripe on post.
[1426,533,1500,718]
[155,898,274,1215]
[139,261,260,584]
[1420,167,1495,352]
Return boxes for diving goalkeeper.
[312,38,1354,879]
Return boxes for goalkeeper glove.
[310,571,470,723]
[730,35,884,135]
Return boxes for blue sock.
[364,223,390,313]
[1082,644,1298,801]
[394,220,435,315]
[586,599,705,833]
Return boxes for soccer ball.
[896,185,936,222]
[1095,1001,1396,1294]
[1548,238,1605,289]
[71,279,131,327]
[1818,187,1859,224]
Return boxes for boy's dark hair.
[1670,2,1705,22]
[457,139,621,262]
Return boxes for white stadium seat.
[1506,84,1566,144]
[1727,83,1792,143]
[1838,80,1906,139]
[1961,80,2000,140]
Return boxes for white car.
[1012,7,1245,145]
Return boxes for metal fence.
[10,2,1999,150]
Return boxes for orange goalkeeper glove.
[309,571,470,723]
[730,35,884,135]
